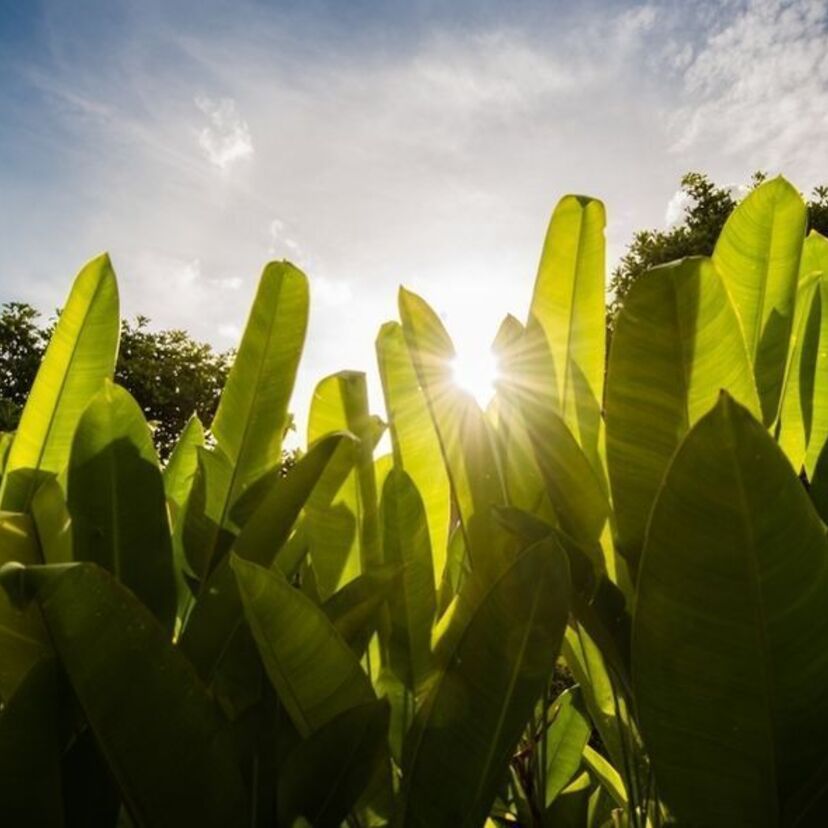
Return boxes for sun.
[451,347,500,408]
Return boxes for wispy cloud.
[669,0,828,179]
[664,188,691,228]
[194,95,253,170]
[2,0,826,433]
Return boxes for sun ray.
[451,347,500,408]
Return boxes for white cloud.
[194,95,254,170]
[218,323,241,340]
[616,4,660,44]
[268,218,305,263]
[214,276,242,290]
[312,275,352,306]
[669,0,828,179]
[664,188,691,228]
[11,0,828,439]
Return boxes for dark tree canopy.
[0,306,231,458]
[609,172,828,325]
[0,302,49,433]
[115,316,232,458]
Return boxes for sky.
[1,0,827,435]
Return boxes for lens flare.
[451,348,499,408]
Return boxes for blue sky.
[2,0,827,430]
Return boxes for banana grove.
[1,176,827,827]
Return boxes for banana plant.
[2,176,828,828]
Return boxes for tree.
[0,303,50,432]
[609,172,828,325]
[115,316,231,457]
[0,305,232,458]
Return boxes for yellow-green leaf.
[211,261,308,505]
[1,254,119,511]
[233,555,375,736]
[68,382,176,631]
[7,562,250,827]
[0,514,47,701]
[376,321,450,588]
[397,538,570,827]
[606,257,760,568]
[529,195,606,464]
[307,371,384,598]
[399,288,509,586]
[633,394,828,826]
[381,468,436,692]
[713,176,806,424]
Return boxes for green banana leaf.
[232,555,375,736]
[490,315,555,521]
[606,256,761,569]
[376,321,451,588]
[493,505,631,693]
[794,231,828,475]
[185,261,308,578]
[163,413,204,517]
[0,432,12,481]
[306,371,384,598]
[810,437,828,523]
[67,381,176,632]
[529,194,606,467]
[541,769,592,828]
[0,513,48,700]
[381,468,436,692]
[277,699,390,828]
[396,537,570,827]
[1,253,119,511]
[31,477,72,564]
[322,565,400,658]
[210,260,308,507]
[543,687,591,806]
[179,433,352,680]
[561,627,629,785]
[182,446,235,579]
[1,562,250,827]
[162,415,205,623]
[633,393,828,826]
[800,277,828,477]
[581,745,627,810]
[799,228,828,283]
[0,657,64,826]
[398,287,509,586]
[777,273,821,470]
[500,317,608,547]
[712,176,806,424]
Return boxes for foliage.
[0,302,47,432]
[609,171,828,325]
[0,304,231,458]
[2,176,828,827]
[115,315,231,458]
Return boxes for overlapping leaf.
[634,394,828,826]
[1,254,119,511]
[377,321,451,588]
[1,562,250,827]
[306,371,383,599]
[529,195,606,467]
[396,538,570,827]
[713,176,806,424]
[183,262,308,579]
[606,257,760,568]
[68,381,176,631]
